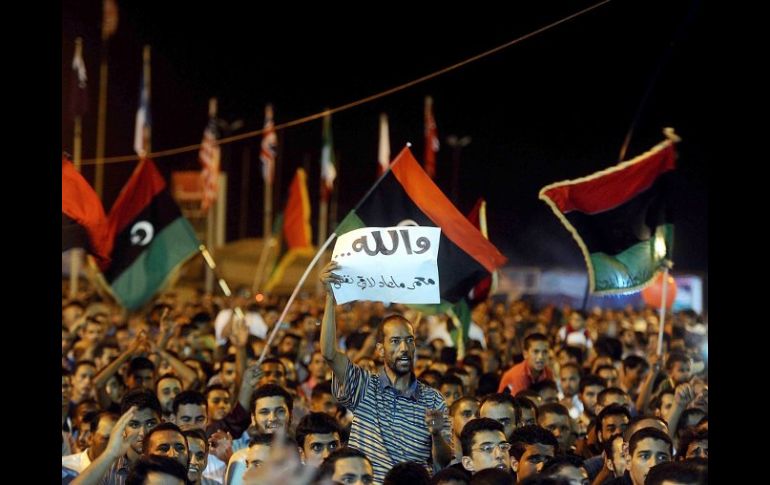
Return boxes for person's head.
[597,388,631,414]
[603,433,628,478]
[278,331,302,360]
[121,389,162,458]
[318,447,374,485]
[204,384,231,421]
[243,433,274,473]
[537,403,573,453]
[523,333,550,373]
[125,455,189,485]
[183,429,208,484]
[621,356,649,389]
[440,375,465,408]
[295,412,342,463]
[419,370,442,389]
[63,301,86,329]
[531,380,560,405]
[308,351,329,380]
[73,399,100,427]
[559,364,581,398]
[431,466,471,485]
[250,384,292,434]
[645,460,706,485]
[171,390,207,431]
[666,352,692,386]
[677,429,708,461]
[676,409,706,437]
[578,375,606,417]
[596,404,631,444]
[375,314,416,377]
[415,356,433,377]
[451,397,481,439]
[509,425,558,480]
[383,461,430,485]
[468,467,514,485]
[94,342,121,370]
[155,374,183,415]
[310,381,336,416]
[513,397,538,428]
[87,412,119,461]
[218,355,238,388]
[651,390,675,422]
[127,357,157,391]
[626,428,673,485]
[596,365,620,390]
[142,422,188,467]
[80,317,106,345]
[259,357,287,387]
[480,394,517,440]
[624,416,669,443]
[460,418,511,473]
[72,360,97,396]
[540,454,589,485]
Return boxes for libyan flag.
[62,155,111,268]
[335,147,507,304]
[104,159,200,310]
[539,135,677,295]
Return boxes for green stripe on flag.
[111,218,199,310]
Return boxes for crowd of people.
[61,261,708,485]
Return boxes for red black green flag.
[335,147,507,304]
[104,159,200,310]
[62,155,111,267]
[539,136,677,295]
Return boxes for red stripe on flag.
[390,148,507,273]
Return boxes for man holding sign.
[319,260,452,484]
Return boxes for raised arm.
[71,406,138,485]
[319,261,350,379]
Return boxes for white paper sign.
[330,226,441,304]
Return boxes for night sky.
[62,0,708,275]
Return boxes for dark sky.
[62,0,708,274]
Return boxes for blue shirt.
[332,361,447,484]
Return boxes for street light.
[446,135,471,204]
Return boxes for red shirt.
[497,360,554,395]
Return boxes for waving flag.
[539,134,677,294]
[320,112,336,201]
[105,159,200,310]
[199,111,221,212]
[260,104,277,185]
[377,113,390,176]
[336,147,506,304]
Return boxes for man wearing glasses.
[459,418,513,474]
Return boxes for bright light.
[255,293,264,302]
[654,227,667,259]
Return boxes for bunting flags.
[539,134,677,294]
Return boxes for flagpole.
[258,233,337,364]
[205,98,218,294]
[199,244,245,318]
[657,263,672,357]
[251,236,276,294]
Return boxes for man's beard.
[386,354,413,376]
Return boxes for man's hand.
[425,409,449,437]
[104,406,139,459]
[229,314,250,348]
[209,429,234,463]
[673,382,695,408]
[319,261,343,294]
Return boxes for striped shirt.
[332,361,447,484]
[98,454,130,485]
